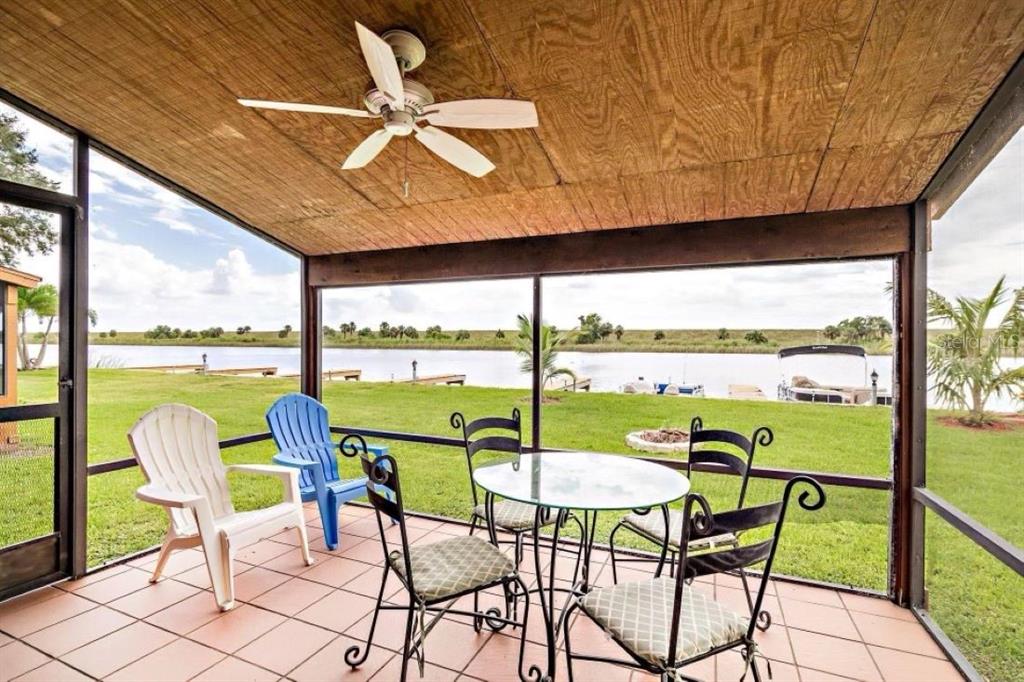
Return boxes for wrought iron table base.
[483,492,609,682]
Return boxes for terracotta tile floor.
[0,504,962,681]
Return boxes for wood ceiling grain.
[0,0,1021,254]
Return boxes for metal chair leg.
[561,600,580,682]
[608,521,625,584]
[738,569,772,631]
[513,576,535,682]
[344,565,390,667]
[399,605,416,682]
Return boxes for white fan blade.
[355,22,405,109]
[238,99,372,117]
[342,129,394,169]
[423,99,538,129]
[414,126,495,177]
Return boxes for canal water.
[30,343,1024,410]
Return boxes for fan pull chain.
[402,136,410,198]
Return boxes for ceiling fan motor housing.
[383,109,416,135]
[364,78,435,116]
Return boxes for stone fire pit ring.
[625,428,690,454]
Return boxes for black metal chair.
[340,437,533,682]
[452,409,560,566]
[564,476,825,682]
[608,417,773,628]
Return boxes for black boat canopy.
[778,344,867,359]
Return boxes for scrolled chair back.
[450,408,523,504]
[666,476,826,667]
[686,416,773,508]
[339,435,416,592]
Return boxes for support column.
[531,276,542,451]
[892,201,928,606]
[300,256,322,400]
[67,133,89,577]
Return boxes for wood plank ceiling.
[1,0,1022,255]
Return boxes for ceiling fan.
[238,22,538,180]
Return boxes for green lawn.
[9,368,1022,681]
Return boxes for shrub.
[404,326,419,339]
[717,328,729,340]
[653,330,665,341]
[576,313,615,344]
[455,330,471,341]
[277,324,292,339]
[99,331,108,338]
[495,329,505,339]
[108,329,117,337]
[144,324,173,339]
[744,330,768,344]
[358,327,373,337]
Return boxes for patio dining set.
[127,395,826,682]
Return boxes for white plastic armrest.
[226,463,298,481]
[226,464,301,504]
[136,484,204,509]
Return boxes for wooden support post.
[891,200,929,606]
[300,257,322,401]
[531,276,542,451]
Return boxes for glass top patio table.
[472,450,689,511]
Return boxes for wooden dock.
[401,374,466,386]
[203,366,278,377]
[548,375,592,392]
[729,384,766,400]
[125,363,205,373]
[280,368,361,381]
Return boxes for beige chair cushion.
[622,509,738,553]
[579,577,747,667]
[389,535,514,602]
[473,499,555,530]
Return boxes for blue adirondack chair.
[265,393,386,550]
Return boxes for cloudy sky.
[5,101,1021,333]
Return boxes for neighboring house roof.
[0,265,42,289]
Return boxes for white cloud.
[84,240,298,331]
[89,151,221,239]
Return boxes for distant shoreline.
[82,328,892,355]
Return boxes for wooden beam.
[922,53,1024,219]
[308,206,913,287]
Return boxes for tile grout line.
[844,596,888,682]
[7,631,103,681]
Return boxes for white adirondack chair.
[128,404,314,610]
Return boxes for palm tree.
[513,313,576,388]
[17,283,57,369]
[928,276,1024,425]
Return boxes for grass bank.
[85,328,890,354]
[8,369,1021,681]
